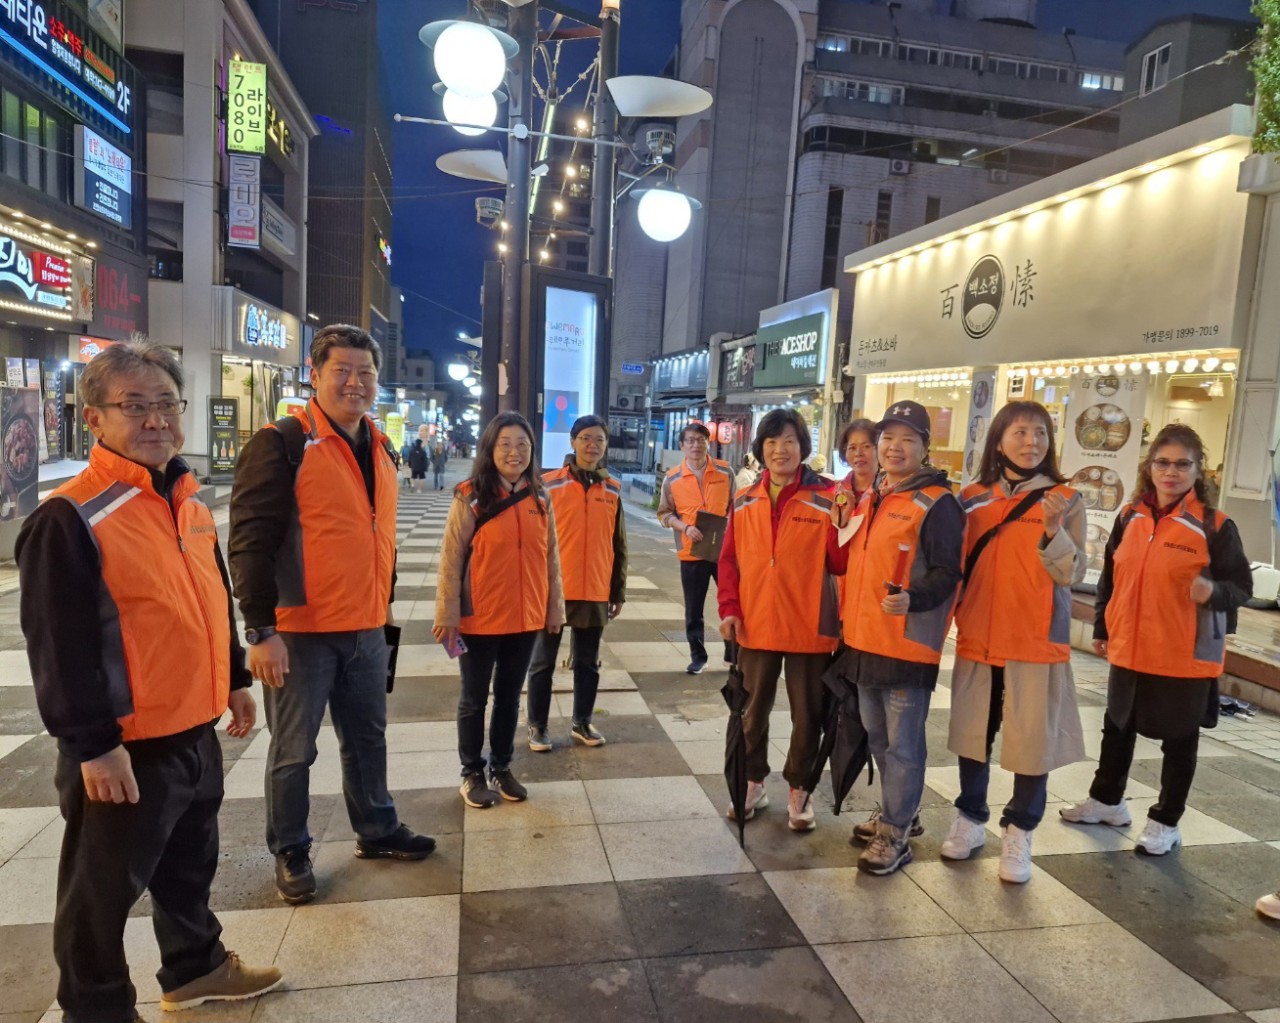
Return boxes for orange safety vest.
[543,464,620,604]
[955,482,1077,666]
[50,446,231,742]
[1104,495,1229,678]
[843,484,959,665]
[664,457,733,561]
[271,401,398,633]
[458,480,552,634]
[731,476,839,653]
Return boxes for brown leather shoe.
[159,951,282,1011]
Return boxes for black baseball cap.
[874,400,931,444]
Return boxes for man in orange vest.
[526,415,627,750]
[17,340,281,1022]
[657,422,736,673]
[230,325,433,907]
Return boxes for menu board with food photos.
[1060,372,1149,585]
[43,367,63,461]
[1,387,40,520]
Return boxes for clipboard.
[690,511,727,561]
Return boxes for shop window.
[43,114,60,199]
[1141,44,1171,96]
[925,196,941,223]
[23,102,41,190]
[2,91,19,182]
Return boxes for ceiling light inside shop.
[1053,365,1066,377]
[1223,361,1237,372]
[1082,364,1095,375]
[1069,365,1080,374]
[1097,363,1110,374]
[1147,361,1161,373]
[1209,379,1225,397]
[1183,358,1200,372]
[1165,359,1179,373]
[1128,361,1142,373]
[1203,356,1220,372]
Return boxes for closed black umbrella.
[721,643,750,849]
[804,648,873,814]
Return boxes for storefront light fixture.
[1054,365,1067,377]
[1082,364,1095,375]
[1069,365,1081,374]
[1147,361,1161,374]
[1203,356,1220,372]
[1097,363,1111,374]
[1223,360,1238,372]
[1208,379,1226,397]
[1128,361,1142,373]
[86,241,97,249]
[1164,359,1179,373]
[39,221,51,229]
[1183,358,1199,372]
[0,297,72,321]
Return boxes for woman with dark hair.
[718,408,840,832]
[837,418,879,503]
[943,401,1087,883]
[435,412,565,809]
[1062,423,1251,855]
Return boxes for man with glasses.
[657,422,736,673]
[230,324,433,907]
[16,340,282,1021]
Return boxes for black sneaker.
[528,724,553,752]
[355,823,437,861]
[686,660,707,675]
[461,772,500,808]
[571,721,606,747]
[274,844,316,905]
[490,768,528,802]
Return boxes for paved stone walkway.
[2,480,1280,1021]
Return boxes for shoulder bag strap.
[962,486,1055,586]
[474,486,534,532]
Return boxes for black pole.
[588,1,619,278]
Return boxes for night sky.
[378,0,1253,367]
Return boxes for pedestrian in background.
[657,423,736,674]
[432,441,449,490]
[1061,423,1251,855]
[837,418,879,503]
[408,437,429,493]
[231,324,434,907]
[735,452,759,493]
[18,340,281,1021]
[831,401,963,876]
[944,401,1087,883]
[527,415,627,751]
[718,408,840,832]
[435,411,565,808]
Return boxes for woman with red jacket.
[718,408,840,833]
[1061,424,1251,855]
[837,418,879,503]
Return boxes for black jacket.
[408,442,429,473]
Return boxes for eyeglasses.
[1152,458,1195,473]
[496,441,531,454]
[96,400,188,418]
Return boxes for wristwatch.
[244,626,278,645]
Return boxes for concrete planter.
[1238,152,1280,195]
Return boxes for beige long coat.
[947,476,1088,776]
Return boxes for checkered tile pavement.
[2,478,1280,1022]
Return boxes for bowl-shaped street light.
[463,375,477,387]
[634,185,701,243]
[431,22,506,98]
[447,362,469,381]
[469,384,483,397]
[442,90,497,136]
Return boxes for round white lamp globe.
[447,362,469,381]
[442,89,497,137]
[433,22,505,98]
[637,189,692,243]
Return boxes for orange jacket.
[955,482,1079,666]
[842,477,961,665]
[49,446,231,741]
[1102,495,1230,678]
[722,470,839,653]
[543,464,621,604]
[458,480,555,634]
[659,457,734,561]
[272,401,398,633]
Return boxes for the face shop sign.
[754,312,825,388]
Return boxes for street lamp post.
[588,0,620,278]
[501,2,537,413]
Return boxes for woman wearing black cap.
[831,400,964,875]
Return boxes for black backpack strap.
[273,415,308,477]
[474,486,534,532]
[963,486,1055,586]
[381,436,401,469]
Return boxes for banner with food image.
[961,369,996,486]
[1059,372,1148,585]
[1,387,41,520]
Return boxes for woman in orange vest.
[831,401,963,876]
[944,401,1087,883]
[718,408,840,832]
[435,411,565,809]
[1061,424,1251,855]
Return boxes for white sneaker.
[1135,818,1181,856]
[728,780,769,822]
[998,824,1033,883]
[1059,797,1132,827]
[787,787,816,832]
[1256,890,1280,920]
[939,812,987,860]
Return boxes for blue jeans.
[263,629,398,854]
[857,685,932,832]
[458,631,539,775]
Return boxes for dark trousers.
[458,630,539,775]
[264,629,398,854]
[53,726,227,1023]
[680,559,718,665]
[740,646,829,790]
[1090,711,1199,826]
[955,666,1048,832]
[526,625,604,728]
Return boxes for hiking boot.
[998,824,1033,883]
[528,725,553,752]
[274,844,315,905]
[461,772,500,808]
[159,951,282,1011]
[686,660,706,675]
[490,768,528,802]
[858,823,913,876]
[940,812,987,861]
[851,807,924,845]
[1059,797,1131,827]
[571,721,606,747]
[787,787,816,832]
[727,780,769,822]
[355,823,436,861]
[1135,818,1181,856]
[1256,890,1280,920]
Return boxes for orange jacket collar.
[88,444,198,501]
[306,398,388,447]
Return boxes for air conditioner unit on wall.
[617,395,633,409]
[889,158,911,176]
[989,168,1009,184]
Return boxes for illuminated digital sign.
[228,60,266,154]
[73,124,131,228]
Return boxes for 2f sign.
[228,60,267,154]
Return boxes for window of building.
[817,33,847,52]
[23,102,41,190]
[925,196,941,223]
[415,366,423,378]
[1141,44,1171,95]
[820,78,904,105]
[42,114,59,199]
[1079,71,1124,91]
[820,187,843,290]
[567,240,588,257]
[2,91,19,181]
[874,190,893,243]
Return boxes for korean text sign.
[228,60,267,154]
